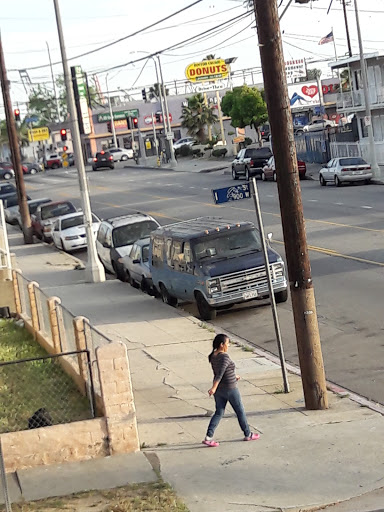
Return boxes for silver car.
[5,198,52,228]
[119,237,157,295]
[319,157,372,187]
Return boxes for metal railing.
[330,141,384,165]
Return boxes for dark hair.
[208,334,228,363]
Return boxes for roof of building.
[329,52,384,69]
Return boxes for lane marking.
[335,202,344,206]
[147,211,182,221]
[307,199,318,202]
[273,239,384,268]
[361,206,373,209]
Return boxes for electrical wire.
[9,0,203,72]
[130,59,151,89]
[282,39,330,58]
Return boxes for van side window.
[170,240,183,269]
[166,239,173,266]
[152,237,164,268]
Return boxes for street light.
[105,73,118,148]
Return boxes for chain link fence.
[15,272,31,320]
[34,286,52,345]
[58,305,78,353]
[0,351,95,434]
[84,323,111,395]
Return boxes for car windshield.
[41,203,76,220]
[193,228,262,261]
[112,220,159,248]
[142,245,149,263]
[339,158,367,166]
[61,214,98,230]
[245,148,272,158]
[0,185,16,194]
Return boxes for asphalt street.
[22,162,384,404]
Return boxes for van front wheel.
[160,284,177,307]
[275,289,288,303]
[196,293,217,321]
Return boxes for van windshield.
[112,220,159,248]
[193,228,262,261]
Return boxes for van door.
[169,241,196,300]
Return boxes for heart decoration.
[302,85,318,98]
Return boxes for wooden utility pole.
[341,0,353,58]
[0,35,32,243]
[253,0,328,410]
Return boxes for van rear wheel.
[196,293,217,321]
[160,284,177,307]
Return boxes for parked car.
[23,162,44,174]
[173,137,196,150]
[150,217,288,321]
[260,124,270,141]
[108,147,134,161]
[5,197,52,226]
[0,182,17,204]
[67,153,75,166]
[52,211,100,252]
[319,157,372,187]
[32,200,77,242]
[232,147,273,180]
[0,167,15,180]
[44,154,62,169]
[92,151,114,171]
[119,237,157,294]
[261,156,307,181]
[96,213,160,281]
[301,119,337,133]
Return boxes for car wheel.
[196,292,216,321]
[160,283,177,307]
[245,167,250,181]
[3,172,12,180]
[319,174,326,186]
[261,171,267,181]
[335,175,342,187]
[30,168,37,175]
[121,155,128,161]
[275,289,288,303]
[112,261,126,282]
[127,271,139,288]
[232,167,238,180]
[110,165,115,170]
[365,178,371,185]
[60,239,67,252]
[273,172,277,182]
[52,163,59,169]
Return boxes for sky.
[1,0,384,115]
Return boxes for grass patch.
[273,387,285,394]
[198,322,215,333]
[241,345,254,352]
[0,319,92,433]
[2,481,190,512]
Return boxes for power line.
[9,0,203,72]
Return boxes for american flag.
[319,31,334,45]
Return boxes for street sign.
[71,65,92,135]
[145,140,151,150]
[97,110,139,123]
[192,82,225,93]
[25,115,39,124]
[62,152,69,167]
[212,183,251,205]
[28,126,49,142]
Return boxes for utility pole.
[253,0,328,410]
[106,73,118,148]
[354,0,380,178]
[216,91,226,144]
[0,35,33,244]
[157,55,177,167]
[53,0,105,283]
[341,0,353,58]
[46,42,61,122]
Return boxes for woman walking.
[203,334,260,447]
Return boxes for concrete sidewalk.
[124,156,231,174]
[5,229,384,511]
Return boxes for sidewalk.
[4,229,384,511]
[124,156,232,174]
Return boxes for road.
[22,162,384,404]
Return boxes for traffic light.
[141,88,147,102]
[63,146,68,152]
[60,128,67,141]
[132,117,138,129]
[155,112,161,123]
[14,109,20,122]
[107,121,112,133]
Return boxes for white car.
[52,211,101,252]
[302,119,336,133]
[319,157,372,187]
[108,147,134,161]
[173,137,196,150]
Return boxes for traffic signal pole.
[106,73,118,148]
[253,0,328,410]
[0,34,33,244]
[53,0,105,283]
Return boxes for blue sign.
[25,116,39,123]
[212,183,251,205]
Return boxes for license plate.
[102,158,106,161]
[352,171,363,175]
[243,290,258,300]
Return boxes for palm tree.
[181,93,218,143]
[148,82,169,101]
[0,119,29,159]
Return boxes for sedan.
[108,147,134,161]
[319,157,372,187]
[119,237,157,294]
[52,212,100,252]
[22,162,44,174]
[261,156,307,181]
[0,167,15,180]
[173,137,196,150]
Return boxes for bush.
[192,148,203,158]
[244,137,253,146]
[212,148,228,158]
[179,144,194,157]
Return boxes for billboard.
[185,59,229,83]
[71,65,91,135]
[288,82,320,109]
[285,58,306,79]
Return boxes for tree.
[221,85,268,146]
[180,93,218,143]
[306,68,322,80]
[0,118,29,160]
[148,82,169,101]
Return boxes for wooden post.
[73,316,89,392]
[47,296,62,353]
[12,270,22,316]
[27,281,40,334]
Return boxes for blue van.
[150,217,288,321]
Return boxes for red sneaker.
[202,439,219,447]
[244,432,260,441]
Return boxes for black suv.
[92,151,114,171]
[232,147,273,180]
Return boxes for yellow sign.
[62,152,69,167]
[28,126,49,142]
[145,140,151,150]
[185,59,229,83]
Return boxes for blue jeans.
[206,387,251,438]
